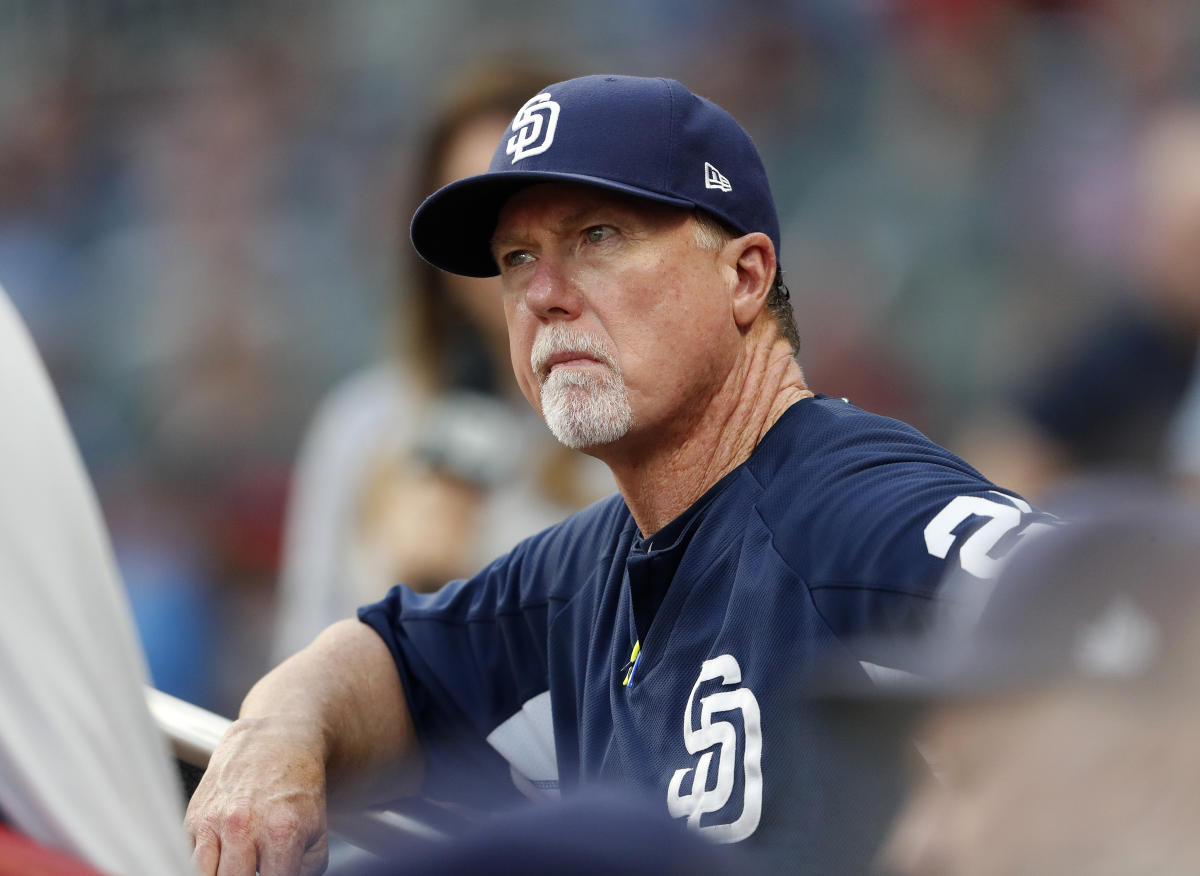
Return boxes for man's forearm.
[240,618,422,788]
[186,619,421,875]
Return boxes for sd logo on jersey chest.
[667,654,763,843]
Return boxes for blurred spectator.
[861,479,1200,875]
[349,787,754,876]
[79,28,342,712]
[1169,359,1200,488]
[953,102,1200,500]
[272,58,613,662]
[0,283,192,875]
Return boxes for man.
[866,481,1200,875]
[186,75,1049,875]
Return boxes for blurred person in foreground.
[346,787,745,876]
[852,480,1200,875]
[273,59,611,662]
[186,75,1053,875]
[0,283,192,875]
[955,103,1200,501]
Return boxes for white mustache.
[530,325,618,384]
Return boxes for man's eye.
[502,250,534,268]
[584,225,614,243]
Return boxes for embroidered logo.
[704,162,732,192]
[666,654,762,843]
[507,93,560,163]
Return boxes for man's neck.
[598,334,812,537]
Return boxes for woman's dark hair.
[403,59,566,395]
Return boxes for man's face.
[880,689,1199,876]
[490,183,742,453]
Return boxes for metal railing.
[145,687,446,853]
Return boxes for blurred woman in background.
[273,59,611,662]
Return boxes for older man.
[186,75,1048,875]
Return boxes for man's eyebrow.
[556,203,609,229]
[490,229,522,254]
[490,203,613,253]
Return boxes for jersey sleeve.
[357,538,558,805]
[793,424,1056,665]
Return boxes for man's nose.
[524,258,582,321]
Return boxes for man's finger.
[298,840,331,876]
[213,832,258,876]
[189,833,220,876]
[256,843,304,876]
[254,809,310,876]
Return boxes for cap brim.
[410,171,696,278]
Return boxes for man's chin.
[540,377,633,451]
[545,417,631,451]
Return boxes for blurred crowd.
[2,0,1200,721]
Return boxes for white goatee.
[531,324,633,450]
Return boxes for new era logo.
[704,162,731,192]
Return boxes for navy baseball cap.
[410,74,781,278]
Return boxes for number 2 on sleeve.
[924,492,1052,578]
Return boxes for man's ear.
[728,232,776,330]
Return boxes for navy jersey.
[360,396,1049,872]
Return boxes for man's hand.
[183,619,420,875]
[185,716,330,876]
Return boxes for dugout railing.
[145,687,446,854]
